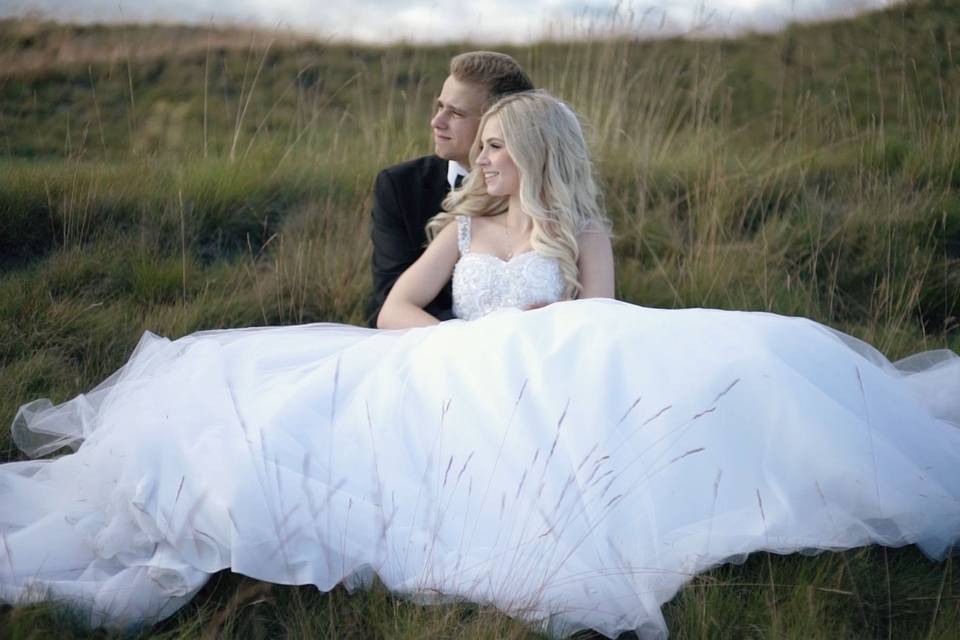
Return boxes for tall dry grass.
[0,0,958,637]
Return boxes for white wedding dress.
[2,215,960,638]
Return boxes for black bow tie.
[453,174,464,189]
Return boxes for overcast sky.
[1,0,899,43]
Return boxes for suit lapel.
[421,157,449,225]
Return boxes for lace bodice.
[451,215,565,321]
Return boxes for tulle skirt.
[2,299,959,638]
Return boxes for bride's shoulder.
[576,219,612,237]
[575,219,614,275]
[575,221,615,297]
[462,214,503,238]
[465,214,494,229]
[434,217,461,241]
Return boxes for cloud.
[1,0,898,43]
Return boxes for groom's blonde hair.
[449,52,533,108]
[428,91,610,298]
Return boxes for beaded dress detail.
[452,215,565,320]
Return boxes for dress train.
[2,299,959,638]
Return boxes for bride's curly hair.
[426,91,610,298]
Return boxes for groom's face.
[431,75,488,168]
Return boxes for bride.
[377,90,615,328]
[2,91,959,640]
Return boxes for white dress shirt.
[447,160,468,189]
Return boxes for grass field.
[0,0,958,637]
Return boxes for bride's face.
[476,115,520,198]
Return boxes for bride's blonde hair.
[426,91,610,298]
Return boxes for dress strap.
[456,215,471,254]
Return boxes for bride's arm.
[576,227,615,299]
[377,222,460,329]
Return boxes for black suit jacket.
[368,155,453,326]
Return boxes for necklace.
[501,217,514,260]
[499,214,531,260]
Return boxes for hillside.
[0,0,959,637]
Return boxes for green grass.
[1,0,959,637]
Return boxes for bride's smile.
[476,114,519,198]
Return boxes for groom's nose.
[431,110,448,130]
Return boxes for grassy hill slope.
[0,0,958,637]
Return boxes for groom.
[367,51,534,326]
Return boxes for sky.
[0,0,899,43]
